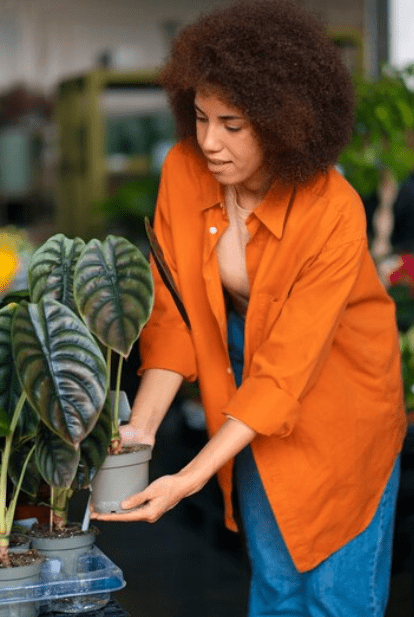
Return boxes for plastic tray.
[0,546,125,606]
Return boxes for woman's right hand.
[119,423,155,448]
[118,368,184,450]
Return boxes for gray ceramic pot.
[91,391,152,514]
[0,553,43,617]
[91,446,152,514]
[30,528,96,577]
[30,528,100,614]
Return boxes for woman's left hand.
[91,416,256,523]
[90,474,190,523]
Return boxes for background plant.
[339,63,414,199]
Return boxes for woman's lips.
[206,158,231,171]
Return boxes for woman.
[92,1,407,615]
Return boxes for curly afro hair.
[160,0,355,185]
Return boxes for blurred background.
[1,1,414,616]
[0,0,413,248]
[0,0,412,247]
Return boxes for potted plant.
[1,233,144,614]
[2,234,109,530]
[0,303,44,617]
[26,233,154,514]
[0,295,114,614]
[1,285,111,612]
[9,293,109,563]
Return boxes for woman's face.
[194,91,268,195]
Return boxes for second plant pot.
[91,391,152,514]
[91,446,152,514]
[30,527,97,577]
[30,527,99,614]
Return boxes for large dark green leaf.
[0,304,17,429]
[73,396,112,488]
[28,234,85,315]
[11,401,39,443]
[12,299,108,447]
[35,422,80,488]
[0,304,38,441]
[74,235,154,358]
[0,289,30,309]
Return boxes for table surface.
[41,598,131,617]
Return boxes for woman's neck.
[233,179,273,212]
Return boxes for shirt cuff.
[222,375,300,436]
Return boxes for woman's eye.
[226,126,241,132]
[195,116,207,123]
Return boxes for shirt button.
[209,226,218,234]
[227,367,232,374]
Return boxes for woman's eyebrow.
[194,104,243,121]
[194,104,206,114]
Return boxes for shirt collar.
[252,183,296,239]
[197,161,224,212]
[197,160,296,239]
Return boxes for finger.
[121,488,151,510]
[90,496,149,519]
[90,503,152,522]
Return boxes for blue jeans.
[228,311,400,617]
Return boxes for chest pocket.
[251,293,285,347]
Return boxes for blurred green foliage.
[388,284,414,333]
[400,327,414,412]
[97,175,159,239]
[339,64,414,198]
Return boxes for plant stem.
[50,486,73,530]
[106,347,112,390]
[6,443,36,534]
[49,492,53,534]
[112,354,124,441]
[0,392,27,551]
[0,543,10,567]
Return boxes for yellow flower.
[0,235,19,293]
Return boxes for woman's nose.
[198,122,221,152]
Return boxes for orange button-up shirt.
[140,140,406,572]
